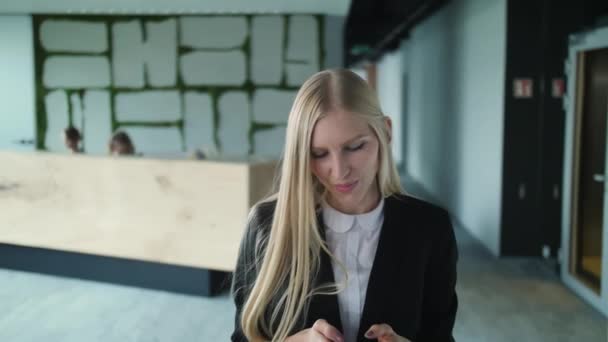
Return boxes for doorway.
[562,26,608,317]
[570,48,608,292]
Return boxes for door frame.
[561,25,608,317]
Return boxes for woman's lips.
[334,180,358,193]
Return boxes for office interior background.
[1,0,608,340]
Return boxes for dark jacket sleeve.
[231,204,271,342]
[230,211,257,342]
[416,209,458,342]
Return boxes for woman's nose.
[330,154,350,181]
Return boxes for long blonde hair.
[240,69,402,341]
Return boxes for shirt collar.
[322,198,385,233]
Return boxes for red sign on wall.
[513,78,533,99]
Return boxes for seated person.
[108,131,135,156]
[63,126,82,153]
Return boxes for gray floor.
[452,227,605,342]
[0,226,605,342]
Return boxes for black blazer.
[231,194,458,342]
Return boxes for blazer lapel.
[356,195,405,341]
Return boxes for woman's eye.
[311,151,327,159]
[346,142,365,152]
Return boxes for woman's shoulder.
[387,193,449,217]
[386,193,453,236]
[246,198,277,235]
[237,199,277,266]
[250,198,277,220]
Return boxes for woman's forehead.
[311,110,372,146]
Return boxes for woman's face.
[310,109,381,214]
[111,143,133,156]
[63,133,79,152]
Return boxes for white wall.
[377,51,404,166]
[0,15,35,151]
[324,15,344,69]
[400,0,506,255]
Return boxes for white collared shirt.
[322,198,384,342]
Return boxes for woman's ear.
[384,116,393,143]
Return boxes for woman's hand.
[285,319,344,342]
[364,324,411,342]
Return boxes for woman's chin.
[328,192,361,211]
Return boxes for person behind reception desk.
[63,126,82,153]
[231,69,458,342]
[108,131,135,156]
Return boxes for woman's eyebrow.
[311,134,369,150]
[342,134,368,145]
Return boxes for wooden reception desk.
[0,151,276,294]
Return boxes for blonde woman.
[108,131,135,156]
[231,69,458,342]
